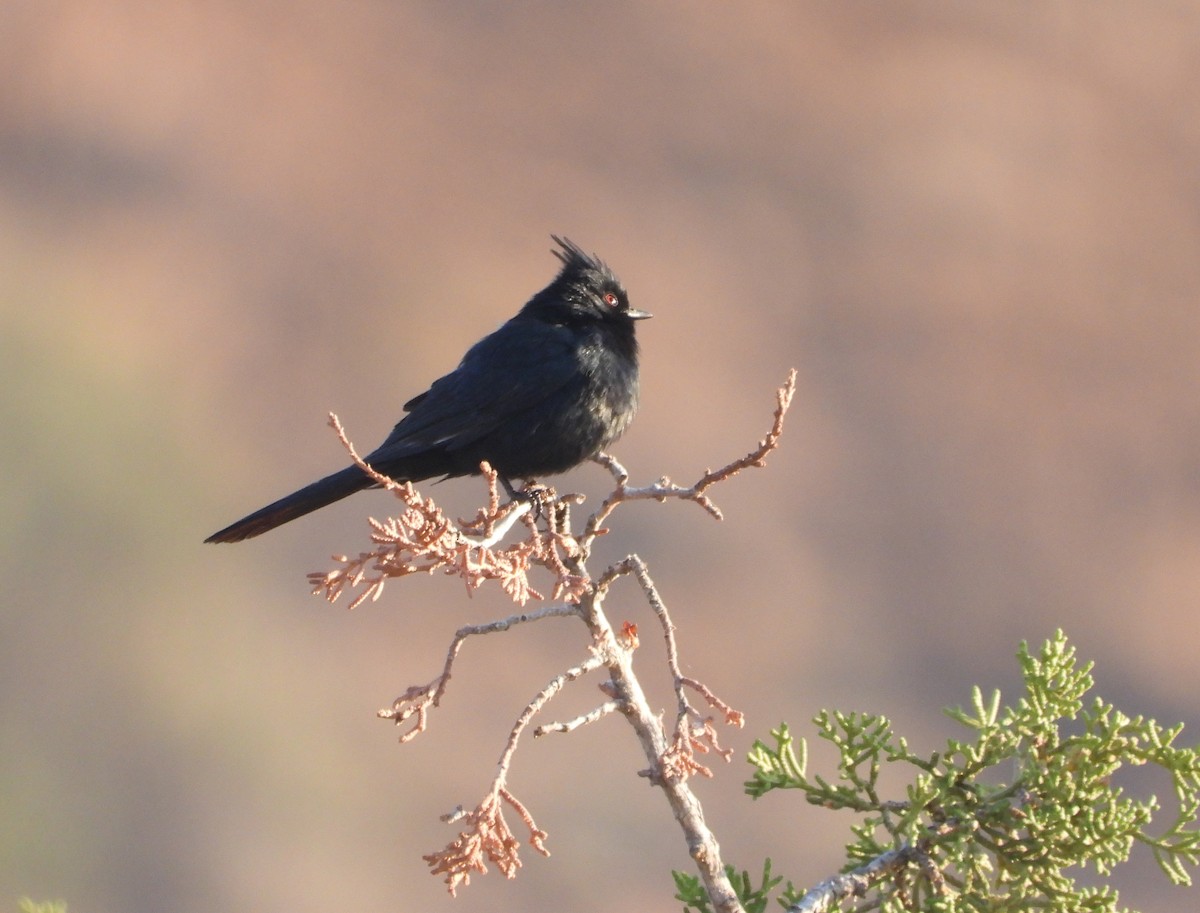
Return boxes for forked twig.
[423,652,606,894]
[579,369,796,555]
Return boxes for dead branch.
[309,369,797,913]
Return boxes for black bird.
[205,237,650,543]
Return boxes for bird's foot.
[507,480,556,522]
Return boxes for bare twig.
[535,700,622,737]
[579,369,796,556]
[379,603,579,742]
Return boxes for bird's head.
[525,236,652,327]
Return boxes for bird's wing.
[368,318,583,459]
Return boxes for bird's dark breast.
[450,334,638,480]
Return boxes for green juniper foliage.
[676,631,1200,913]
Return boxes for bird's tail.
[204,465,372,543]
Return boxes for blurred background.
[3,2,1199,911]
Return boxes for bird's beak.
[626,308,653,320]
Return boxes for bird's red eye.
[603,292,619,307]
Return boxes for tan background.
[3,3,1199,911]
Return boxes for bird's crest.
[550,236,614,282]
